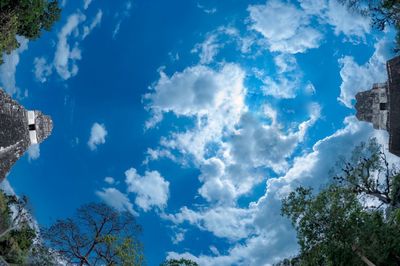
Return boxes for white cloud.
[300,0,370,41]
[338,34,394,108]
[0,37,29,96]
[325,0,370,40]
[171,228,187,244]
[167,117,381,265]
[247,0,370,55]
[88,122,107,150]
[83,10,103,39]
[96,187,137,215]
[197,3,217,14]
[145,63,246,161]
[125,168,169,211]
[163,206,255,241]
[230,103,320,173]
[35,8,103,81]
[112,1,132,39]
[260,54,306,98]
[248,0,322,54]
[54,12,86,80]
[33,57,53,83]
[191,27,255,64]
[27,144,40,161]
[104,176,115,185]
[192,34,220,64]
[83,0,93,10]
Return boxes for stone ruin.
[355,56,400,157]
[0,88,53,180]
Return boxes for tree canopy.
[160,258,199,266]
[0,0,61,64]
[0,190,37,264]
[42,202,144,266]
[281,139,400,265]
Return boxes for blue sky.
[1,0,400,265]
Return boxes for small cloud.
[88,122,108,151]
[96,187,137,215]
[83,10,103,39]
[83,0,93,10]
[33,57,52,83]
[125,168,169,212]
[197,3,217,14]
[27,144,40,161]
[171,229,186,244]
[104,176,115,185]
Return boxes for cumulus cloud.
[96,187,137,215]
[247,0,370,54]
[33,57,53,83]
[167,117,381,265]
[260,53,310,98]
[163,206,255,240]
[248,0,322,54]
[88,122,107,150]
[125,168,169,211]
[325,0,370,40]
[230,103,320,173]
[300,0,370,41]
[0,37,28,96]
[338,34,394,107]
[145,63,246,161]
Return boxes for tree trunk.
[352,245,376,266]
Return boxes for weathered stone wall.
[387,56,400,156]
[0,89,53,180]
[355,83,389,130]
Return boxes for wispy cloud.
[112,1,132,39]
[96,187,137,215]
[0,37,28,96]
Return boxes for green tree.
[160,258,199,266]
[0,0,61,64]
[42,202,144,266]
[281,139,400,265]
[0,190,37,264]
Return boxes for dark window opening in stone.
[29,124,36,131]
[380,103,387,110]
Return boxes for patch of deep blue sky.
[2,0,393,265]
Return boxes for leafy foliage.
[42,202,144,266]
[281,139,400,265]
[0,0,61,64]
[160,258,199,266]
[0,190,37,264]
